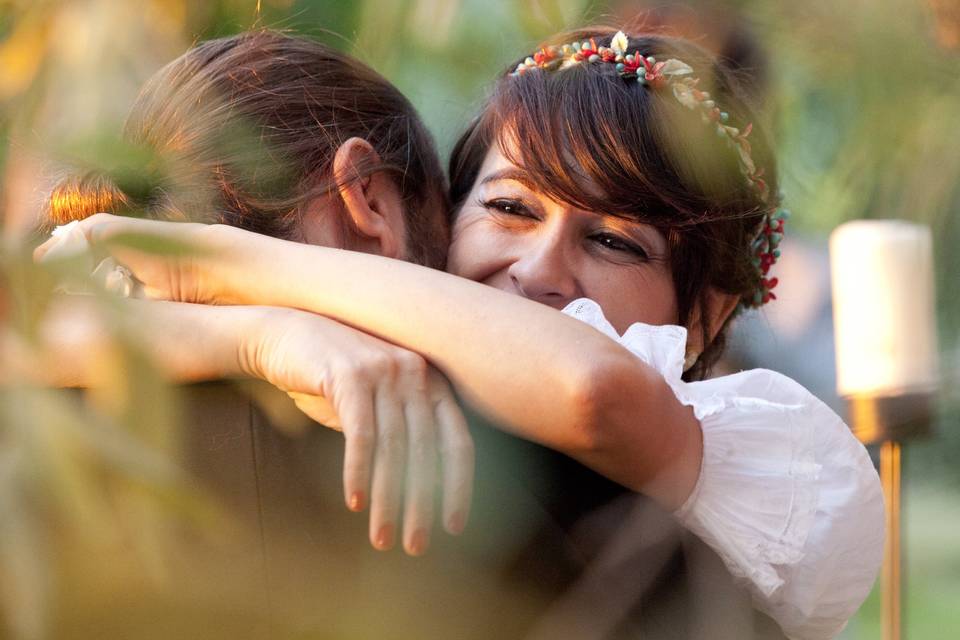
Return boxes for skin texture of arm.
[47,217,702,509]
[7,296,257,387]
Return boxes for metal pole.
[880,440,901,640]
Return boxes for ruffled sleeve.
[562,298,884,640]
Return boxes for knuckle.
[85,213,115,241]
[408,437,436,463]
[86,212,111,225]
[338,356,379,384]
[346,427,375,450]
[395,351,427,378]
[360,352,393,379]
[429,382,456,404]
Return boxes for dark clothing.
[177,382,788,640]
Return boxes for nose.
[507,228,580,308]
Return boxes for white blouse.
[562,298,884,640]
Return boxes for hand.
[242,307,474,556]
[34,213,249,304]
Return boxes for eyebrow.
[480,168,538,189]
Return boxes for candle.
[829,220,939,398]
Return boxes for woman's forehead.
[476,144,521,182]
[479,136,525,174]
[478,137,606,201]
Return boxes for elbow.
[560,342,698,499]
[561,342,639,456]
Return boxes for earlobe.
[686,288,740,361]
[710,291,741,338]
[332,137,405,259]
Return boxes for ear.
[331,137,406,259]
[685,288,740,359]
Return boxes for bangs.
[459,32,769,229]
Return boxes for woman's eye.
[592,233,649,260]
[481,198,535,218]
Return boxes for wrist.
[198,223,278,306]
[127,301,266,382]
[234,305,277,380]
[192,223,240,304]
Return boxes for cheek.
[584,266,678,332]
[446,216,511,283]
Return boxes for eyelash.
[479,197,649,261]
[481,197,537,219]
[591,233,649,260]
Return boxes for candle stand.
[830,220,940,640]
[845,394,934,640]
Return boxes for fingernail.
[374,523,394,551]
[447,512,466,535]
[348,491,365,512]
[407,529,429,556]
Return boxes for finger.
[288,391,341,431]
[85,213,187,247]
[36,214,174,298]
[336,383,377,514]
[369,385,406,551]
[33,236,58,261]
[401,392,437,556]
[435,395,475,536]
[85,217,193,293]
[44,213,135,253]
[34,216,113,263]
[34,214,171,262]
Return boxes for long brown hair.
[450,28,778,379]
[43,30,450,269]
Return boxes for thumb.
[289,392,342,432]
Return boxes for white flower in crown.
[658,59,693,77]
[611,30,629,57]
[672,82,700,110]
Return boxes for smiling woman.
[448,29,774,379]
[448,143,680,333]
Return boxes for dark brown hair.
[449,28,778,380]
[43,30,450,269]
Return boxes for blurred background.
[0,0,958,638]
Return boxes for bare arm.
[37,216,702,509]
[8,293,474,553]
[212,236,700,506]
[4,296,254,387]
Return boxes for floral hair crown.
[511,30,789,308]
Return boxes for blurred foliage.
[0,0,958,638]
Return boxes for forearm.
[131,301,262,382]
[221,236,609,440]
[18,296,257,387]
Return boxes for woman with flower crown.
[35,27,883,639]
